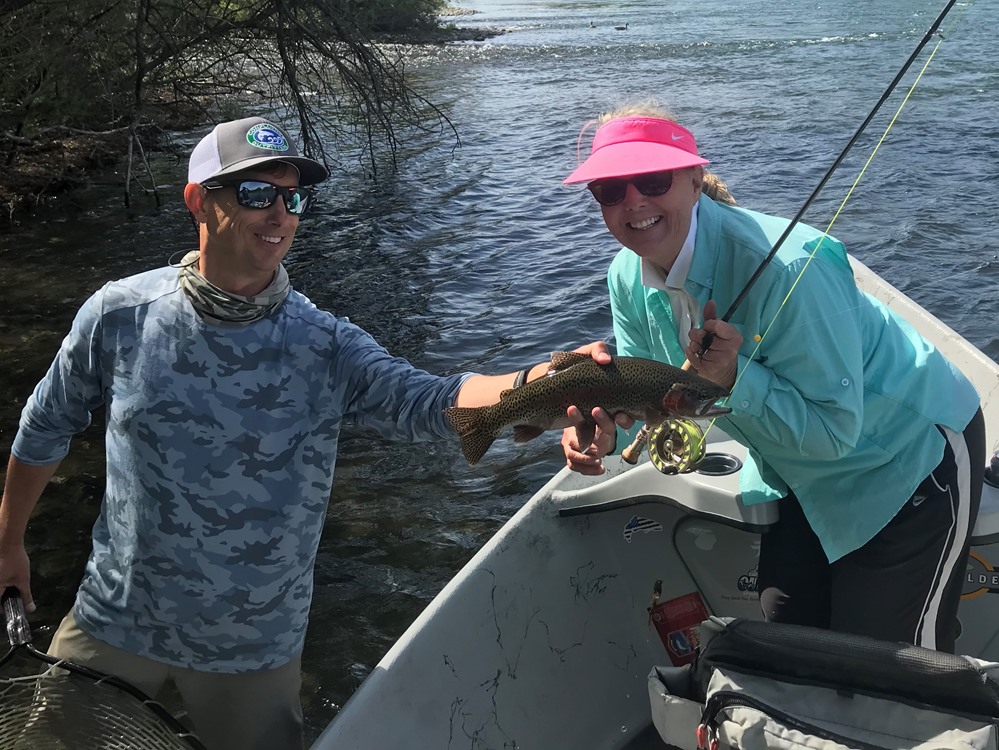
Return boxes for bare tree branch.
[2,0,460,206]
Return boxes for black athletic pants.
[757,408,986,653]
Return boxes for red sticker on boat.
[648,591,708,666]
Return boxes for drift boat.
[311,257,999,750]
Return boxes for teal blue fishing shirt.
[609,195,979,562]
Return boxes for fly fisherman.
[560,103,985,653]
[0,115,608,750]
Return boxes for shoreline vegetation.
[0,5,504,226]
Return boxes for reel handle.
[621,425,650,464]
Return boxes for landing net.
[0,664,202,750]
[0,663,201,749]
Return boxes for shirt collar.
[639,203,699,291]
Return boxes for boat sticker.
[737,567,759,593]
[962,551,999,600]
[688,526,717,551]
[648,591,708,666]
[623,515,663,543]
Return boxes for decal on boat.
[737,567,759,593]
[688,525,717,551]
[962,551,999,599]
[622,515,663,542]
[648,591,709,666]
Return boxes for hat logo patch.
[246,124,290,152]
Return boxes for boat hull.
[312,258,999,749]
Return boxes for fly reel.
[647,418,706,475]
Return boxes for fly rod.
[622,0,963,464]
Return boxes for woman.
[560,103,985,652]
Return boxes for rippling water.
[0,0,996,742]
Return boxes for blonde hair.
[594,100,737,206]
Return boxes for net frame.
[1,590,206,750]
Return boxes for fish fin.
[444,406,498,465]
[512,425,545,443]
[549,351,591,371]
[499,388,515,400]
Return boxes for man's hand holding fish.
[452,340,614,408]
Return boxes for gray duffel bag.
[649,617,999,750]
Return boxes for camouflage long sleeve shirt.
[12,266,469,671]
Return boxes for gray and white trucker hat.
[187,117,329,186]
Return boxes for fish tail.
[445,406,499,465]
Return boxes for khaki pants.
[47,610,304,750]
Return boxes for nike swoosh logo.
[912,495,926,507]
[671,134,684,141]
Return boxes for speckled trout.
[445,352,731,465]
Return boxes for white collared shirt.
[639,204,701,346]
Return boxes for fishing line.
[626,0,974,465]
[688,9,972,451]
[732,255,999,344]
[726,5,972,393]
[703,0,969,339]
[746,254,996,343]
[682,0,977,454]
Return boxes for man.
[0,116,605,750]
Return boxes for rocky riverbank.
[1,133,116,223]
[391,6,505,43]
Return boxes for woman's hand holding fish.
[686,300,741,390]
[562,406,635,476]
[560,340,627,475]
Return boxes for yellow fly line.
[701,2,974,439]
[622,1,974,470]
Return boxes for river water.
[0,0,996,743]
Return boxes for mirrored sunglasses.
[203,180,313,216]
[587,171,674,207]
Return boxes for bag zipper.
[697,689,894,750]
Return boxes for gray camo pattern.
[13,266,467,672]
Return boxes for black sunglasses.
[587,171,674,207]
[203,180,313,216]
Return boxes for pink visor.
[563,116,709,185]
